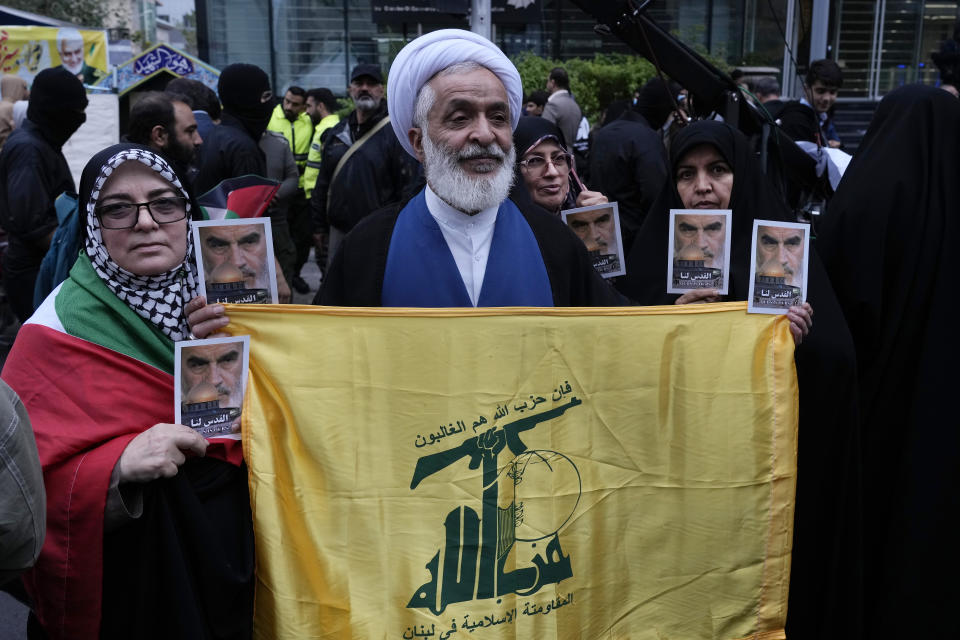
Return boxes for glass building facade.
[196,0,960,101]
[832,0,959,98]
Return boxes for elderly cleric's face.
[568,208,617,254]
[675,214,725,268]
[422,66,513,176]
[199,224,270,290]
[411,66,516,213]
[757,225,805,286]
[182,342,244,408]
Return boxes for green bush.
[513,52,656,124]
[513,47,731,125]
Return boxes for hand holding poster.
[193,218,279,304]
[667,209,733,294]
[561,202,626,278]
[175,336,250,439]
[747,220,810,314]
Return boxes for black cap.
[350,64,383,84]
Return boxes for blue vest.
[382,190,554,307]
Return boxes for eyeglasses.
[96,197,188,230]
[519,152,573,174]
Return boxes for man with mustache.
[198,223,270,290]
[674,214,726,270]
[568,208,618,257]
[181,342,244,409]
[309,64,420,270]
[756,225,805,287]
[314,30,624,308]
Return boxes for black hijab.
[622,120,791,304]
[513,114,568,153]
[626,119,864,639]
[819,84,960,383]
[27,67,88,147]
[817,84,960,637]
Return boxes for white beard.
[354,96,379,112]
[421,135,515,214]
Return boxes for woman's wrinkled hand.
[185,295,229,339]
[787,302,814,345]
[117,423,208,484]
[675,288,721,305]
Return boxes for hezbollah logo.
[407,390,582,615]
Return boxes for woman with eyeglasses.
[511,116,607,214]
[2,144,254,639]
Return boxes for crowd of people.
[1,23,958,640]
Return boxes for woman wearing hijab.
[510,116,606,215]
[1,144,254,640]
[623,120,863,639]
[817,84,960,638]
[0,74,29,150]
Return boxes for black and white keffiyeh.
[84,148,199,341]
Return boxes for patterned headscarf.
[83,147,199,341]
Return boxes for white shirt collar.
[548,89,569,102]
[424,185,500,306]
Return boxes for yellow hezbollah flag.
[227,302,797,640]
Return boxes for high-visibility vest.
[303,113,341,200]
[266,104,313,189]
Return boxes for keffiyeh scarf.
[83,147,199,341]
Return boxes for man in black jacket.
[194,63,273,195]
[309,64,420,270]
[0,68,86,322]
[589,102,667,255]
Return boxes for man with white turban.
[316,29,624,308]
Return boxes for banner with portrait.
[0,25,108,86]
[228,302,797,640]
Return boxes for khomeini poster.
[226,302,797,640]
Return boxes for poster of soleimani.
[0,26,108,85]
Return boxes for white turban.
[387,29,523,158]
